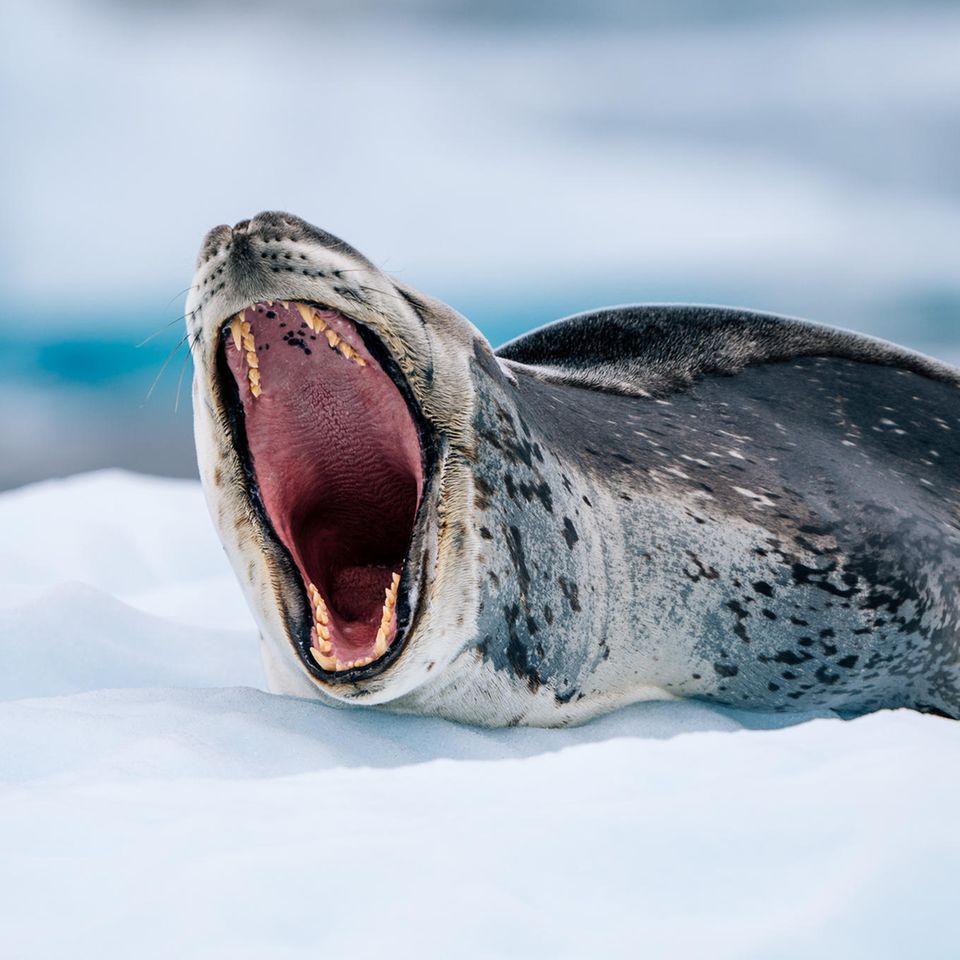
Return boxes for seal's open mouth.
[218,300,426,677]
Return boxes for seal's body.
[188,213,960,726]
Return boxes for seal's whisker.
[137,308,197,349]
[174,331,200,413]
[144,330,193,404]
[355,284,411,305]
[164,285,197,309]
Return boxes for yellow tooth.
[337,343,367,367]
[316,604,328,625]
[250,382,262,398]
[317,623,330,641]
[374,628,387,657]
[324,329,340,348]
[246,351,259,369]
[230,315,243,350]
[295,303,317,331]
[310,647,337,670]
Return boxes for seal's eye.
[220,300,424,674]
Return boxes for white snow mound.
[0,471,957,959]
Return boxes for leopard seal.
[187,211,960,726]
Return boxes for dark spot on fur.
[727,600,750,620]
[562,517,578,548]
[506,525,531,596]
[558,576,582,612]
[815,665,841,686]
[768,649,813,666]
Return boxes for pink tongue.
[223,300,424,662]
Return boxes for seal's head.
[187,212,487,706]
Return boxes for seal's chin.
[219,299,425,677]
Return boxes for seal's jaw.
[219,299,430,679]
[188,211,484,708]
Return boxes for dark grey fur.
[456,306,960,719]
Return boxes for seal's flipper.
[495,305,960,399]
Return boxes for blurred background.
[2,0,958,491]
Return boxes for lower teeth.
[308,571,401,672]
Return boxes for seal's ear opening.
[220,300,424,674]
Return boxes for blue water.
[2,283,956,490]
[6,284,958,389]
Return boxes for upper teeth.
[229,316,262,397]
[296,303,367,367]
[231,302,367,400]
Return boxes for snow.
[1,470,958,958]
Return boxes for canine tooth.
[295,303,319,332]
[310,647,337,670]
[230,315,243,350]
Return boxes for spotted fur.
[189,212,960,726]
